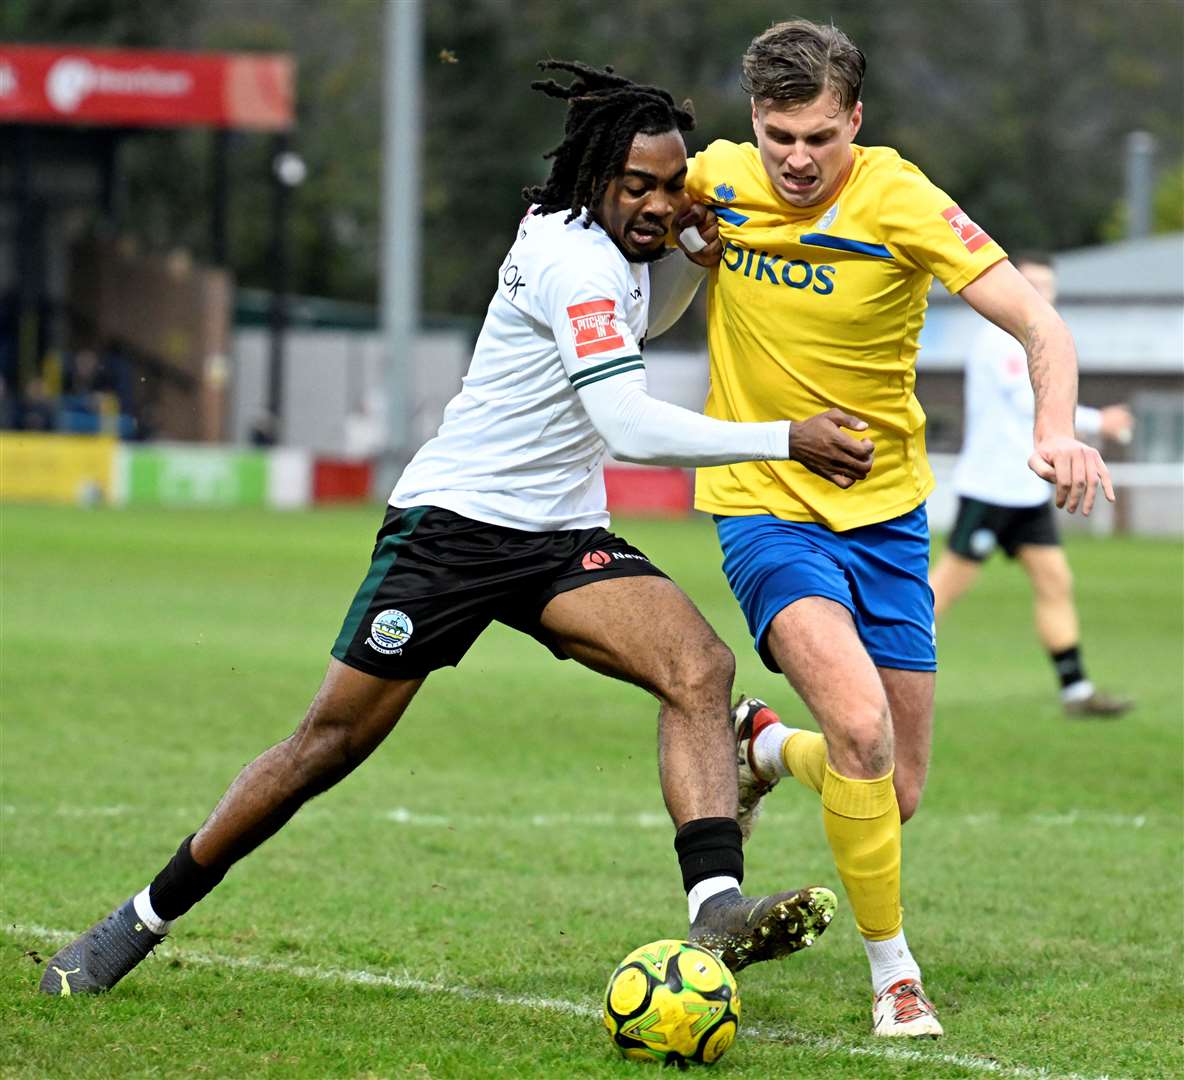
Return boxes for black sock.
[1050,644,1087,689]
[148,834,230,921]
[674,817,744,894]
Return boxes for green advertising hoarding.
[126,446,268,507]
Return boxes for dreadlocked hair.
[522,59,695,226]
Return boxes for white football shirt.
[390,207,789,531]
[953,321,1101,507]
[390,208,651,530]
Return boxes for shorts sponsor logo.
[567,299,624,358]
[941,205,991,253]
[581,549,650,571]
[367,608,414,655]
[969,528,997,558]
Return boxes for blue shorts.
[715,507,936,672]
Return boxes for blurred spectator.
[17,375,58,431]
[64,348,114,397]
[59,347,138,437]
[0,376,14,430]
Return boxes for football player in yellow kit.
[686,19,1114,1036]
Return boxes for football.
[602,939,740,1067]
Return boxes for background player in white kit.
[930,252,1134,717]
[39,61,875,997]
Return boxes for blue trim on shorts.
[714,507,936,672]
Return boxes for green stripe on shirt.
[569,353,644,390]
[570,362,646,391]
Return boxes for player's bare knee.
[652,631,733,711]
[1036,567,1073,605]
[705,637,736,693]
[827,703,894,776]
[285,712,358,788]
[683,635,735,706]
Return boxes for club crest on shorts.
[969,528,997,558]
[367,609,414,654]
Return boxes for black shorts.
[947,496,1059,562]
[331,505,669,678]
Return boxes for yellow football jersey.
[688,141,1006,531]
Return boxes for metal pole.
[380,0,423,488]
[15,127,40,396]
[211,129,230,267]
[1124,130,1156,241]
[268,131,291,440]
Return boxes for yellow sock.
[781,730,827,794]
[821,764,902,940]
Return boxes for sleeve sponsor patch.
[941,205,992,253]
[567,298,625,358]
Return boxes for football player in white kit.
[930,252,1134,717]
[41,60,874,997]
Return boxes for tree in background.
[5,0,1182,328]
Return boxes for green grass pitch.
[2,505,1180,1079]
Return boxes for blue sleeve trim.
[712,205,750,227]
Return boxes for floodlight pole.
[266,135,307,443]
[380,0,423,490]
[268,133,292,437]
[1124,131,1156,241]
[211,129,230,267]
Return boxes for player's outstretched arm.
[958,260,1115,514]
[577,369,872,484]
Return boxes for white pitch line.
[9,923,1126,1080]
[0,803,1158,831]
[376,806,1154,831]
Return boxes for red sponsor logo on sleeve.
[567,298,624,358]
[941,205,992,253]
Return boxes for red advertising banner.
[0,45,294,131]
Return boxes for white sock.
[753,723,800,780]
[133,887,174,936]
[1061,679,1095,704]
[687,875,740,922]
[863,930,921,997]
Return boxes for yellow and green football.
[603,939,740,1067]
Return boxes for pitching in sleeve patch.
[567,298,625,358]
[941,205,992,253]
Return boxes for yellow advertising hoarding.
[0,433,117,504]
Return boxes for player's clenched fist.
[675,204,722,268]
[789,408,875,489]
[1027,435,1115,515]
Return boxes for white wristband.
[679,225,708,253]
